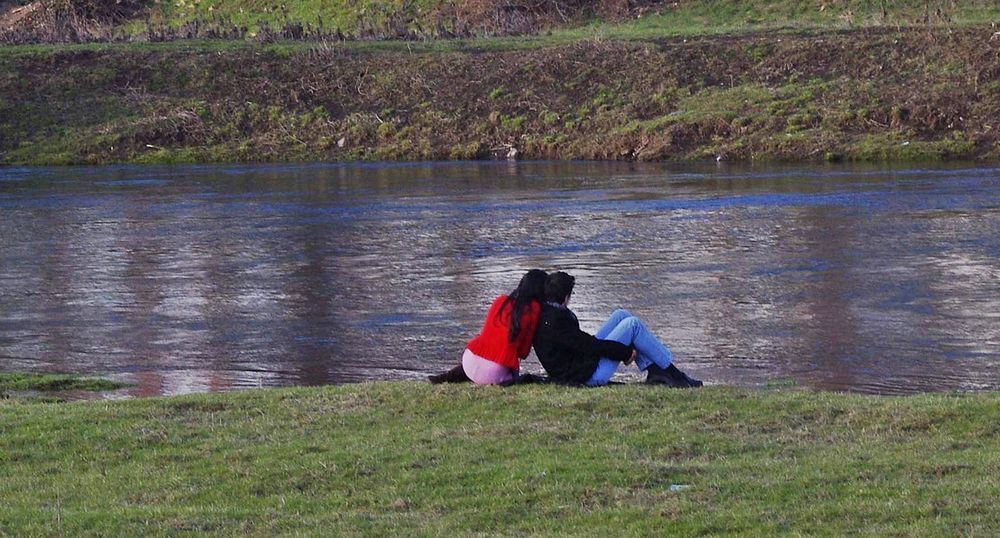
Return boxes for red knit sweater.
[466,295,541,371]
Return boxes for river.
[1,162,997,396]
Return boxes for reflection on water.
[1,162,998,396]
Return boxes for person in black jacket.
[533,271,702,387]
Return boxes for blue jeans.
[586,309,675,386]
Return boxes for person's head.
[545,271,575,306]
[502,269,548,342]
[514,269,548,304]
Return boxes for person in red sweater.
[428,269,547,385]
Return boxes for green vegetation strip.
[2,382,999,535]
[12,0,998,43]
[158,0,991,35]
[0,372,127,393]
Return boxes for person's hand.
[624,348,637,365]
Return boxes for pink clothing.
[462,348,517,385]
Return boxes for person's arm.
[551,312,633,362]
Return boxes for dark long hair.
[500,269,548,342]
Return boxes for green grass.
[1,382,999,535]
[0,372,128,393]
[145,0,1000,38]
[6,0,999,56]
[153,0,428,34]
[575,0,1000,40]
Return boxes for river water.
[1,162,998,397]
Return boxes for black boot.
[428,365,470,384]
[645,364,686,387]
[680,369,703,388]
[646,363,701,388]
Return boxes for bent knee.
[622,316,642,328]
[612,308,632,318]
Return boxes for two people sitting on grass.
[429,269,702,388]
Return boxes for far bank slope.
[2,28,999,165]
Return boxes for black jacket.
[533,303,633,384]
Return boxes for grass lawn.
[2,380,999,536]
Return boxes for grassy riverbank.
[0,372,129,404]
[2,381,999,535]
[4,25,1000,166]
[0,372,127,393]
[2,0,999,165]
